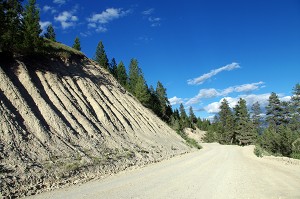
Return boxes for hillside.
[0,49,190,198]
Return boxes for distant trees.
[44,24,56,42]
[72,36,81,51]
[202,84,300,159]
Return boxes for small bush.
[291,152,300,160]
[254,145,263,157]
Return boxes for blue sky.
[38,0,300,119]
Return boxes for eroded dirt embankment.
[0,56,190,198]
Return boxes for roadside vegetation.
[203,84,300,159]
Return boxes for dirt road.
[27,143,300,199]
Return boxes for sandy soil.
[27,143,300,199]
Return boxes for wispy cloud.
[169,96,184,106]
[148,17,161,27]
[142,8,154,15]
[87,8,131,33]
[185,81,265,105]
[187,62,241,85]
[53,0,67,5]
[43,5,57,14]
[54,11,78,29]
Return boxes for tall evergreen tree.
[94,41,109,69]
[234,98,256,145]
[116,61,127,87]
[72,36,81,51]
[22,0,42,53]
[156,81,172,122]
[179,103,190,128]
[189,106,197,125]
[134,75,150,106]
[219,98,235,144]
[1,0,23,53]
[149,85,161,116]
[251,101,262,133]
[128,58,140,93]
[109,58,118,78]
[290,83,300,131]
[266,92,284,129]
[44,24,56,41]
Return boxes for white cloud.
[43,5,57,14]
[39,21,51,34]
[142,8,154,15]
[186,82,265,106]
[87,8,131,33]
[88,8,130,24]
[53,0,67,5]
[187,62,241,85]
[54,11,78,29]
[169,96,184,106]
[148,17,161,27]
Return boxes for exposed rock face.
[0,55,190,198]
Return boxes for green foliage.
[0,0,23,53]
[22,0,42,53]
[109,58,118,78]
[116,61,127,87]
[94,40,109,69]
[72,36,81,51]
[234,98,257,145]
[176,130,202,149]
[254,145,264,157]
[44,24,56,41]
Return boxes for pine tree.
[94,41,109,69]
[116,61,127,87]
[23,0,42,53]
[134,75,150,106]
[290,83,300,131]
[109,58,118,78]
[189,106,197,127]
[251,101,262,133]
[234,98,256,145]
[149,85,161,116]
[266,92,284,129]
[1,0,23,54]
[219,98,235,144]
[72,36,81,51]
[44,24,56,41]
[128,58,140,93]
[179,103,190,128]
[156,81,172,122]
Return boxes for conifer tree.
[1,0,23,53]
[156,81,172,122]
[128,58,140,93]
[44,24,56,41]
[290,83,300,131]
[116,61,127,87]
[134,75,150,106]
[179,103,190,128]
[251,101,262,133]
[109,58,118,78]
[23,0,42,53]
[234,98,256,145]
[266,92,283,129]
[219,98,235,144]
[189,106,197,127]
[72,36,81,51]
[94,40,109,69]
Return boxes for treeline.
[204,84,300,159]
[0,0,82,57]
